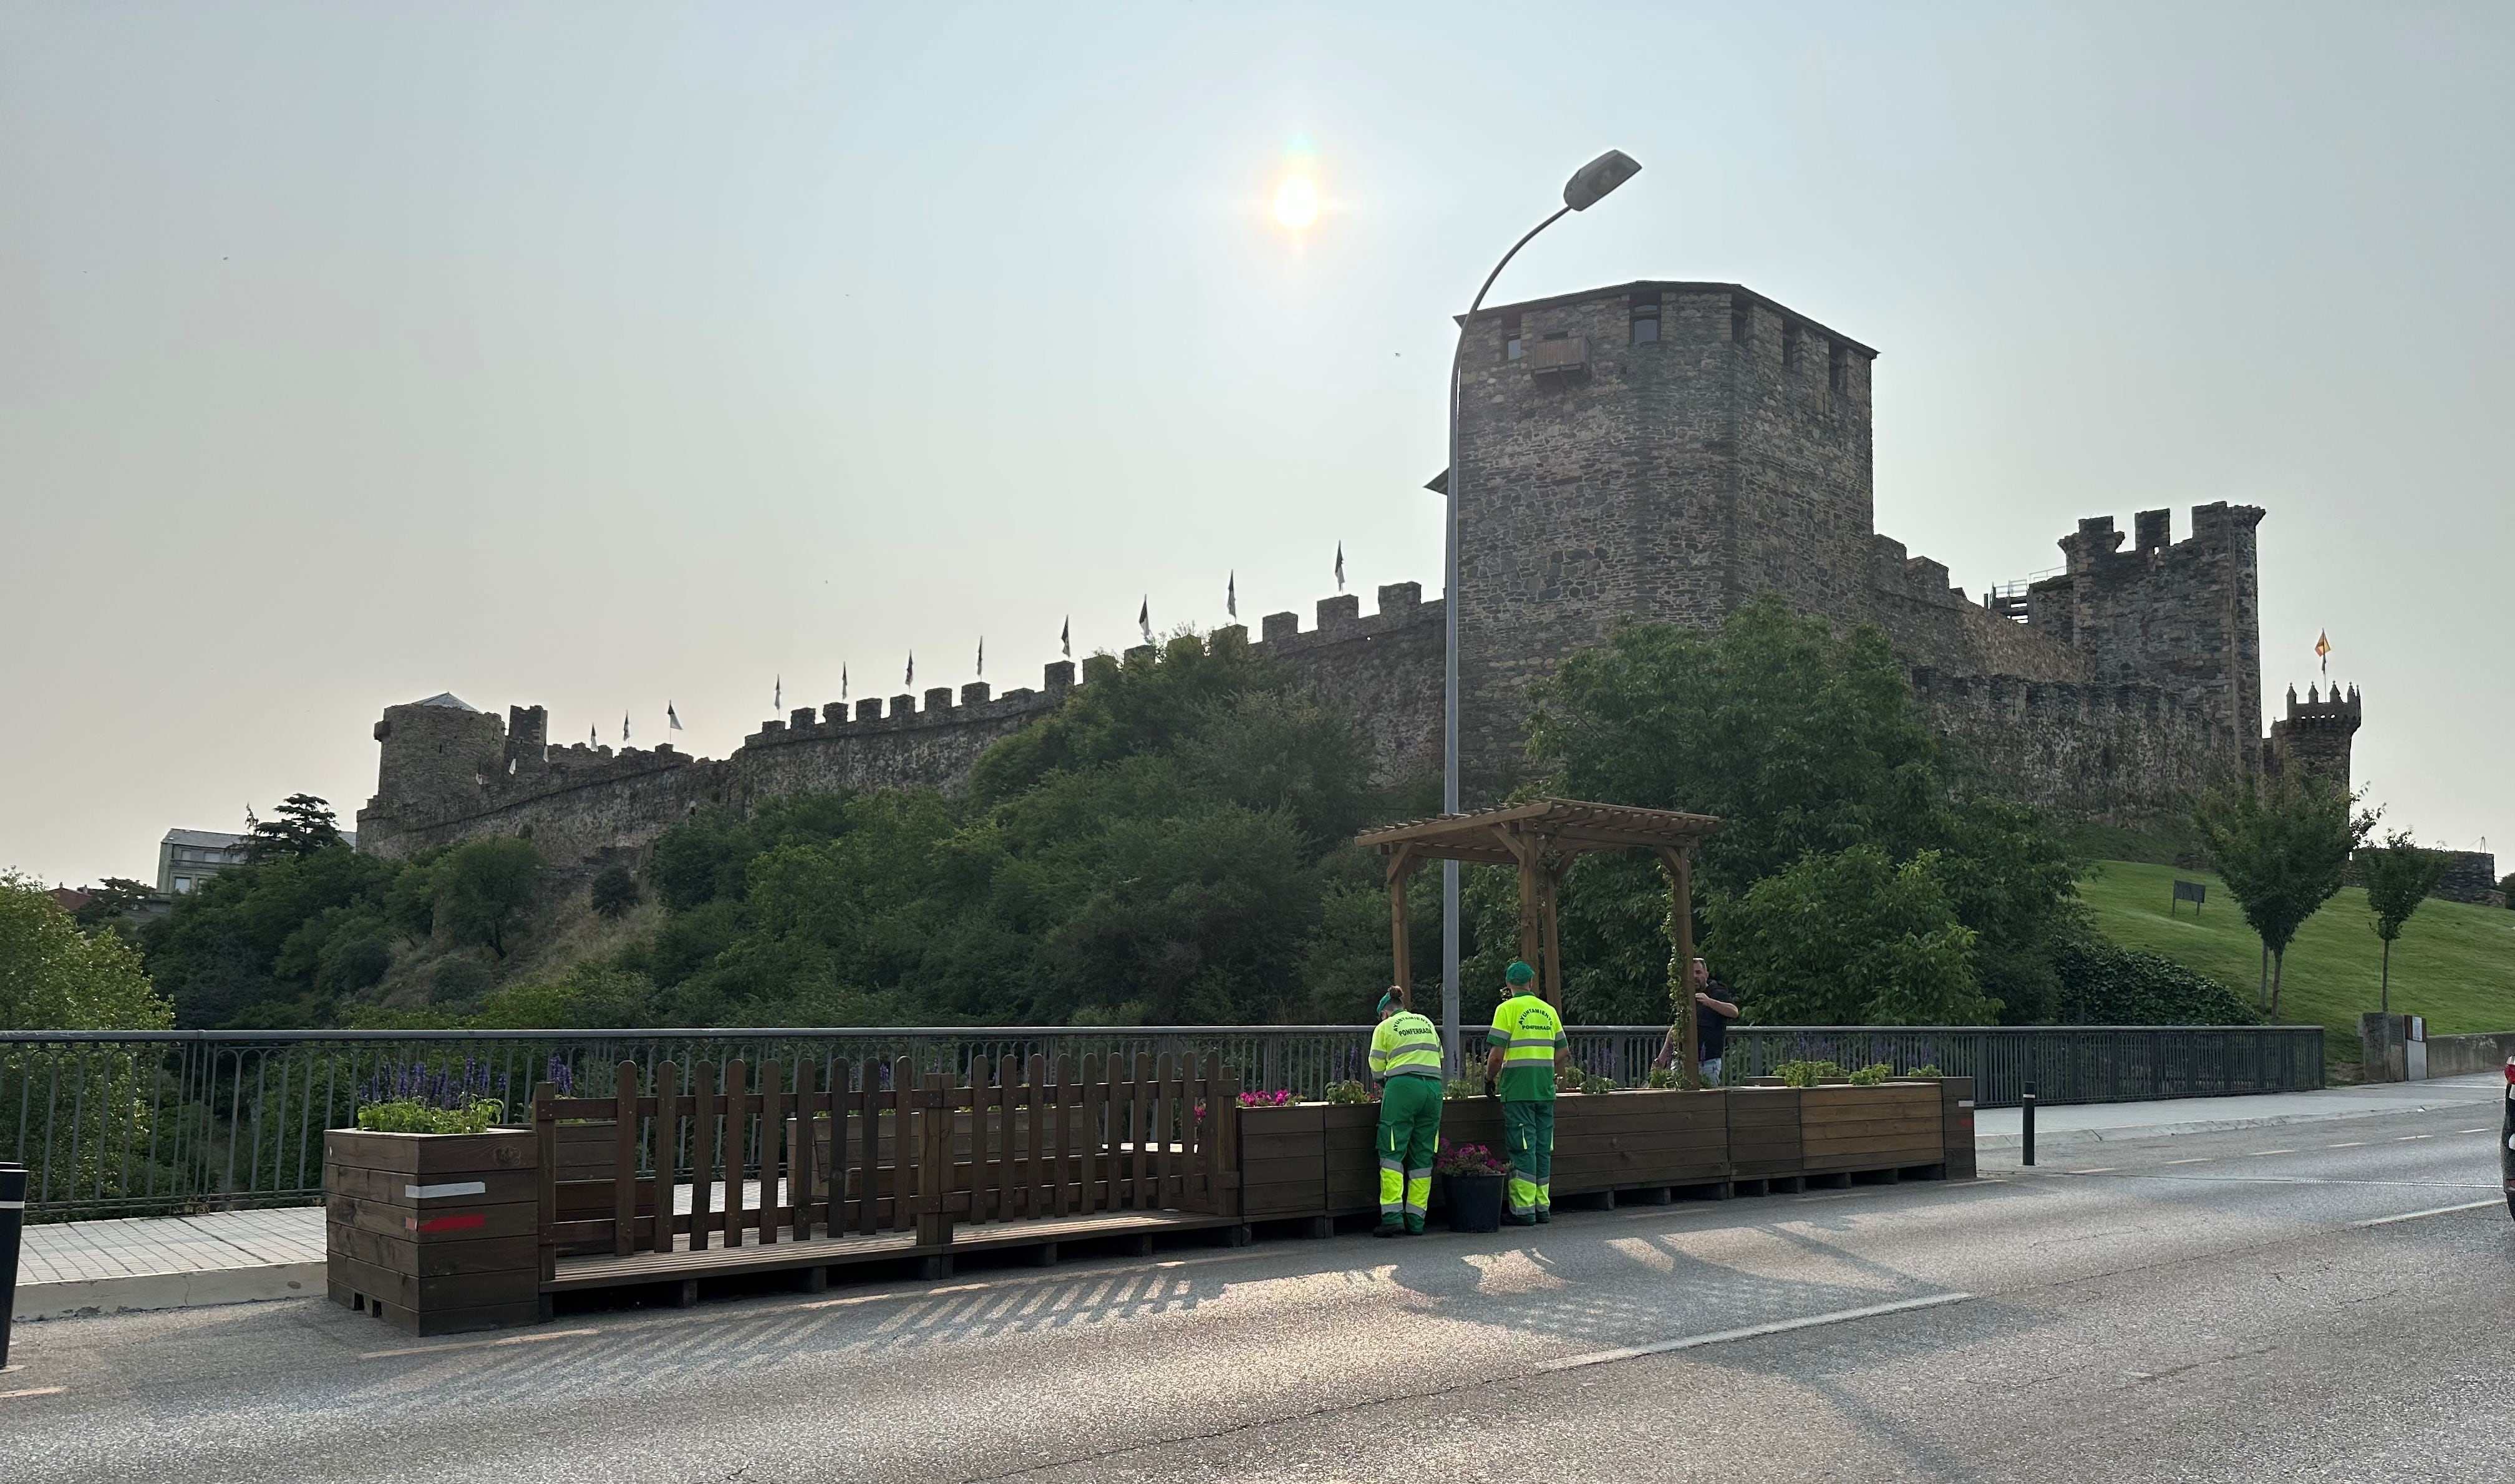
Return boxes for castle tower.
[2025,502,2267,781]
[357,693,503,851]
[2263,682,2360,789]
[1449,281,1878,798]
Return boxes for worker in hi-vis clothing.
[1368,989,1445,1236]
[1485,961,1569,1225]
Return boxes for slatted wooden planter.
[1726,1087,1804,1190]
[1551,1089,1729,1192]
[1800,1082,1944,1176]
[1238,1105,1327,1220]
[324,1127,544,1336]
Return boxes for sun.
[1272,176,1318,229]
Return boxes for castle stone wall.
[1913,672,2223,823]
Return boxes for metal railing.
[1,1022,2322,1219]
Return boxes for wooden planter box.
[1800,1082,1944,1175]
[1726,1087,1803,1179]
[324,1127,543,1336]
[1553,1089,1729,1191]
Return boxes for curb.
[11,1261,326,1323]
[1974,1102,2447,1152]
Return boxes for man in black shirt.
[1653,959,1740,1086]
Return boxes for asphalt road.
[6,1084,2510,1484]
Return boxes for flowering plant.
[1237,1089,1294,1108]
[1434,1140,1509,1178]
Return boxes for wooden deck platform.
[547,1210,1239,1291]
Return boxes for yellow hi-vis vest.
[1488,994,1565,1100]
[1369,1010,1444,1081]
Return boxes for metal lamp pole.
[1440,149,1643,1071]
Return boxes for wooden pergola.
[1354,798,1726,1087]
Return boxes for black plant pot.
[1444,1172,1506,1233]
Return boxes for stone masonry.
[358,279,2345,867]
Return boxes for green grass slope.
[2080,860,2515,1047]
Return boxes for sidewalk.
[11,1206,324,1322]
[1972,1072,2506,1150]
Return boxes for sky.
[4,2,2511,889]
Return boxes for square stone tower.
[1450,281,1878,798]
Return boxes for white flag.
[667,702,683,732]
[1227,571,1237,618]
[1138,596,1152,645]
[976,637,984,678]
[1334,541,1345,592]
[1060,617,1072,658]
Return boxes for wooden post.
[531,1080,558,1284]
[916,1073,953,1249]
[611,1062,638,1258]
[1385,846,1417,1008]
[1659,846,1700,1091]
[1538,855,1566,1012]
[1499,826,1541,972]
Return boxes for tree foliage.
[2050,941,2256,1026]
[589,864,641,920]
[1713,846,1998,1025]
[435,838,543,957]
[2190,774,2372,1016]
[2357,829,2450,1012]
[0,872,174,1031]
[245,793,346,863]
[1524,596,2083,1027]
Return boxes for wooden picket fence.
[531,1053,1242,1271]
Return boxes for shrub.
[1847,1062,1894,1085]
[2052,943,2256,1025]
[1322,1079,1375,1105]
[356,1097,503,1134]
[589,865,641,920]
[1906,1064,1944,1077]
[1645,1065,1679,1089]
[1443,1067,1487,1100]
[1774,1059,1847,1087]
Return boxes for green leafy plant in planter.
[1237,1089,1295,1108]
[1645,1066,1679,1090]
[1773,1059,1848,1087]
[1846,1062,1895,1085]
[1443,1066,1487,1100]
[1906,1064,1944,1078]
[1323,1080,1376,1105]
[356,1097,504,1134]
[1571,1070,1615,1094]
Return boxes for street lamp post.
[1440,149,1642,1072]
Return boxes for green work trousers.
[1375,1076,1443,1232]
[1501,1098,1554,1217]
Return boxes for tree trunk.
[2380,938,2392,1014]
[2270,947,2286,1018]
[2257,943,2269,1009]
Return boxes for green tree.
[589,865,641,919]
[1712,846,1999,1026]
[1524,594,2083,1024]
[245,793,345,862]
[71,877,155,931]
[435,838,543,958]
[2190,774,2373,1017]
[0,872,175,1030]
[2357,829,2451,1012]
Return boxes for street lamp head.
[1562,149,1642,211]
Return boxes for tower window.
[1828,343,1848,392]
[1503,314,1523,361]
[1730,297,1751,345]
[1782,322,1803,370]
[1629,294,1660,345]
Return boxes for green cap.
[1377,992,1400,1016]
[1505,961,1534,986]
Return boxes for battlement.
[2050,502,2266,578]
[741,661,1072,750]
[2262,682,2361,787]
[1252,582,1443,654]
[2279,682,2361,723]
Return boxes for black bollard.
[0,1161,24,1370]
[2021,1083,2037,1168]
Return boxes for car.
[2503,1058,2514,1218]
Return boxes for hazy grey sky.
[6,3,2511,889]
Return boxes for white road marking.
[2394,1135,2432,1142]
[2458,1128,2491,1135]
[2244,1150,2297,1157]
[359,1327,601,1361]
[0,1386,66,1400]
[2326,1142,2368,1148]
[2353,1198,2501,1228]
[2073,1168,2121,1175]
[2165,1157,2212,1165]
[1538,1292,1973,1372]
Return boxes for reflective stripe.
[1378,1157,1403,1170]
[1385,1039,1442,1053]
[1405,1168,1432,1181]
[1383,1067,1444,1080]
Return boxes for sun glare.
[1272,176,1318,229]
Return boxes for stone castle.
[357,279,2360,868]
